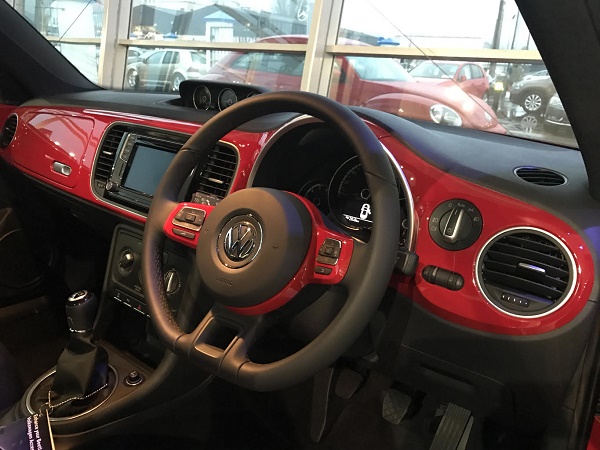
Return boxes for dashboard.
[0,87,595,336]
[1,83,598,433]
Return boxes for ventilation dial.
[118,248,135,275]
[429,199,482,250]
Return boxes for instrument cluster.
[298,155,408,246]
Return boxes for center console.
[102,224,194,366]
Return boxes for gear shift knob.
[65,290,98,333]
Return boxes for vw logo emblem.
[217,215,263,268]
[224,221,257,261]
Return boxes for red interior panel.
[1,106,593,336]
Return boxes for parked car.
[204,37,504,133]
[523,68,549,80]
[126,49,208,91]
[126,47,144,65]
[544,93,573,134]
[509,75,556,112]
[409,60,490,98]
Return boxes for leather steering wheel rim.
[142,91,400,391]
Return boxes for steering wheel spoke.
[301,197,354,287]
[163,202,215,248]
[337,240,369,290]
[184,304,270,382]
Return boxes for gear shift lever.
[65,290,99,333]
[50,290,108,411]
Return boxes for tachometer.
[328,156,373,231]
[299,181,330,214]
[218,88,237,111]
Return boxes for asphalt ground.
[491,95,578,149]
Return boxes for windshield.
[6,0,577,148]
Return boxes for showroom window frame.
[90,0,544,92]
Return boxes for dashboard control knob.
[124,370,144,386]
[164,269,181,296]
[118,248,135,275]
[105,180,119,192]
[429,199,482,251]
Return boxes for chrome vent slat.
[94,127,126,183]
[478,229,575,317]
[196,144,237,199]
[485,250,569,279]
[492,242,566,268]
[482,271,563,300]
[482,260,568,293]
[515,167,567,186]
[0,115,18,149]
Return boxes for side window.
[146,51,165,64]
[171,52,180,65]
[470,65,484,78]
[459,65,472,80]
[163,51,174,64]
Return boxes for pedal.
[429,403,472,450]
[382,388,412,425]
[335,368,364,400]
[310,367,335,443]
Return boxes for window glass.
[459,65,472,80]
[334,0,577,147]
[191,53,206,65]
[8,0,102,82]
[471,65,484,79]
[346,56,412,82]
[410,62,459,79]
[146,51,165,64]
[6,0,577,148]
[128,0,314,43]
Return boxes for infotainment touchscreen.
[122,144,176,196]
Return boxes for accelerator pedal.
[429,403,473,450]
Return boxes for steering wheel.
[142,91,400,391]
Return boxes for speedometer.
[328,156,373,231]
[299,181,330,214]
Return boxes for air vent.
[477,228,575,317]
[196,144,238,198]
[514,167,567,186]
[0,114,18,149]
[94,126,126,184]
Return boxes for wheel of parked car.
[142,91,400,391]
[126,69,139,89]
[171,73,185,92]
[521,90,546,112]
[520,114,539,133]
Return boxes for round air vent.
[514,166,567,186]
[0,114,18,149]
[476,227,576,317]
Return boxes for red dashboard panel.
[12,111,94,188]
[382,135,594,335]
[0,106,594,336]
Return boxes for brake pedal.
[381,388,412,425]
